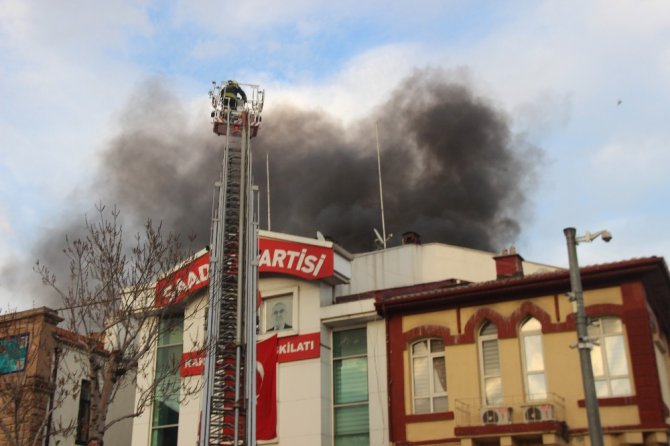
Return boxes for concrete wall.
[132,268,389,446]
[341,243,559,296]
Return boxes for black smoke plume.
[2,68,540,306]
[254,69,538,251]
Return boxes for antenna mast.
[266,152,271,231]
[376,122,388,248]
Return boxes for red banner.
[180,332,321,378]
[258,238,334,280]
[180,350,205,377]
[256,334,278,440]
[155,254,209,307]
[155,238,335,306]
[277,332,320,363]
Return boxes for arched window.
[410,338,447,413]
[478,322,502,406]
[520,317,547,401]
[588,317,632,397]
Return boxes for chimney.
[494,245,524,279]
[401,231,421,245]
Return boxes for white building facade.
[130,231,556,446]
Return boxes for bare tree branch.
[35,205,206,445]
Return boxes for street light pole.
[564,227,607,446]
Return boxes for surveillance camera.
[601,231,612,242]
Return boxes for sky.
[1,0,670,310]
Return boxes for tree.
[36,205,205,445]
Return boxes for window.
[151,314,184,446]
[0,334,29,374]
[75,380,91,445]
[333,328,368,446]
[520,318,547,401]
[411,338,447,413]
[478,322,502,406]
[588,317,631,397]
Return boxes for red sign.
[155,254,209,307]
[155,238,335,306]
[180,332,320,378]
[258,238,333,280]
[180,350,205,377]
[277,332,320,363]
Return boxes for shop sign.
[180,332,320,376]
[155,237,334,306]
[180,350,205,377]
[277,332,320,363]
[258,238,334,280]
[155,254,209,307]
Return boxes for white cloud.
[0,210,16,310]
[2,0,670,302]
[0,0,152,53]
[257,43,434,126]
[437,1,670,119]
[173,0,319,33]
[172,0,457,35]
[591,138,670,195]
[191,38,236,60]
[592,0,670,35]
[0,0,153,260]
[0,211,11,236]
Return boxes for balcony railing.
[454,393,566,427]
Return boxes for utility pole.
[564,227,611,446]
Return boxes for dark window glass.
[75,379,91,445]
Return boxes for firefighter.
[221,80,247,110]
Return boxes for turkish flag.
[256,334,278,440]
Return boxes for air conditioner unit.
[523,404,555,422]
[481,407,512,425]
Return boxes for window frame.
[260,286,299,336]
[478,321,503,406]
[519,317,548,401]
[0,333,30,375]
[588,316,632,398]
[150,313,184,446]
[332,327,369,446]
[410,338,448,414]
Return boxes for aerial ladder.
[200,81,264,446]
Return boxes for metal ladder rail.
[202,110,247,446]
[214,143,245,445]
[200,113,231,445]
[232,114,251,445]
[203,83,263,446]
[243,119,259,446]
